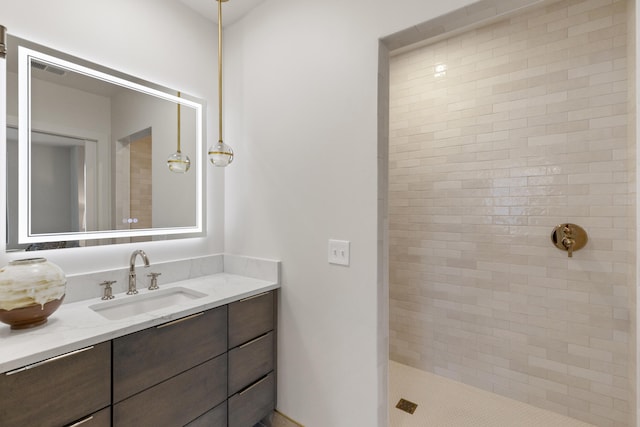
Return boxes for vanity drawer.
[113,306,227,402]
[66,407,111,427]
[0,342,111,427]
[113,353,227,427]
[186,401,227,427]
[228,291,274,348]
[228,372,276,427]
[228,331,274,396]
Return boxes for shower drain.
[396,398,418,414]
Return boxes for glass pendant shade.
[208,141,234,167]
[167,151,191,173]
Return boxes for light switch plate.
[328,239,350,266]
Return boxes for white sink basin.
[89,287,207,320]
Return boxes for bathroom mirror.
[5,35,205,250]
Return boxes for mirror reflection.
[7,127,91,250]
[5,36,204,250]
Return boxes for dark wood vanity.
[0,290,277,427]
[0,341,111,426]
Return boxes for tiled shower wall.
[129,134,153,230]
[388,1,635,426]
[627,1,639,426]
[625,0,637,424]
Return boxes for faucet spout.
[127,250,151,295]
[129,249,150,272]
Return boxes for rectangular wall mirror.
[5,35,205,251]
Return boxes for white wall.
[0,0,224,272]
[223,1,477,425]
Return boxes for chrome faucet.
[127,250,150,295]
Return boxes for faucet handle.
[147,272,161,290]
[100,280,116,300]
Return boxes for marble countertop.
[0,272,279,374]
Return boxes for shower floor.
[389,361,595,427]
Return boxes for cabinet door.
[228,372,276,427]
[113,353,227,427]
[113,306,227,403]
[0,342,111,427]
[228,331,274,396]
[186,401,227,427]
[66,407,111,427]
[228,291,274,348]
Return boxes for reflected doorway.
[115,128,153,244]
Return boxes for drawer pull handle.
[5,346,95,376]
[156,312,203,329]
[238,332,270,349]
[238,374,270,396]
[69,415,94,426]
[238,291,269,302]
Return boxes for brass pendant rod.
[177,91,182,153]
[218,0,224,144]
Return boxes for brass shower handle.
[551,224,587,258]
[562,236,574,257]
[561,225,574,257]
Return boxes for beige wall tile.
[389,0,633,425]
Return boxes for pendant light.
[167,91,191,173]
[208,0,234,167]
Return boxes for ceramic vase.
[0,258,66,330]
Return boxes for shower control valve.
[551,223,587,258]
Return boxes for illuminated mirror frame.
[16,44,204,244]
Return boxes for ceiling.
[177,0,264,25]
